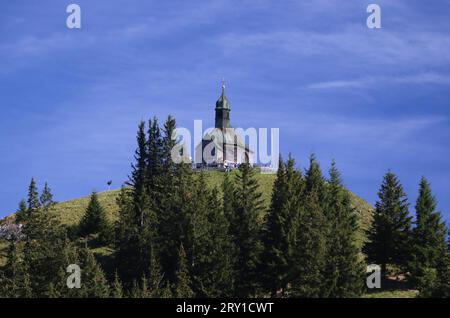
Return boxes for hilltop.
[5,171,374,244]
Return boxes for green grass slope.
[46,171,373,244]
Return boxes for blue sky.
[1,0,450,222]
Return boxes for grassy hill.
[39,171,374,243]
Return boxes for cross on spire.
[221,78,226,94]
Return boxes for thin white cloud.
[303,73,450,90]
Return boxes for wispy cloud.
[303,73,450,90]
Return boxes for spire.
[216,79,230,110]
[215,79,231,128]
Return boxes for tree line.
[0,115,449,298]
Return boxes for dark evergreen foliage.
[364,171,412,275]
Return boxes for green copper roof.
[216,84,231,109]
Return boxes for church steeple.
[215,80,231,129]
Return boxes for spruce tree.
[147,116,163,193]
[411,177,448,285]
[27,177,40,215]
[22,203,68,297]
[290,155,327,297]
[364,171,412,276]
[2,237,28,297]
[261,155,302,296]
[117,121,156,284]
[323,161,364,297]
[230,163,264,297]
[76,246,110,298]
[191,183,234,297]
[115,186,140,284]
[175,245,194,298]
[15,199,28,223]
[79,192,111,241]
[206,187,235,297]
[147,249,164,297]
[140,275,152,298]
[222,172,236,227]
[111,271,124,298]
[40,182,55,212]
[158,162,192,285]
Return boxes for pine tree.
[222,172,236,227]
[40,182,55,212]
[116,121,154,284]
[2,237,27,297]
[161,115,177,175]
[411,177,448,286]
[111,271,124,298]
[15,199,28,223]
[323,161,364,297]
[364,171,412,276]
[20,194,81,299]
[147,249,165,297]
[147,116,163,193]
[261,155,302,296]
[160,281,173,298]
[76,246,110,298]
[115,186,141,284]
[79,192,111,241]
[175,245,194,298]
[190,181,234,297]
[140,275,152,298]
[158,162,193,285]
[290,155,327,297]
[27,177,40,215]
[230,163,264,297]
[206,187,235,297]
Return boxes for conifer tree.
[364,171,412,276]
[262,155,302,296]
[117,121,156,284]
[147,116,163,193]
[175,245,194,298]
[161,115,177,175]
[111,271,124,298]
[40,182,55,212]
[158,162,192,285]
[290,155,327,297]
[2,237,28,297]
[230,163,264,297]
[22,203,68,297]
[147,249,165,297]
[115,186,141,284]
[323,161,364,297]
[222,172,236,227]
[411,177,448,284]
[15,199,28,223]
[140,275,152,298]
[160,281,173,298]
[190,182,234,297]
[27,177,40,215]
[79,192,111,242]
[76,246,110,298]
